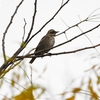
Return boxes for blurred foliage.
[13,85,45,100]
[0,62,46,100]
[13,86,35,100]
[0,49,100,100]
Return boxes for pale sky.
[0,0,100,100]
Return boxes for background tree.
[0,0,100,100]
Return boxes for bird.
[29,29,59,64]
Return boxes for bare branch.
[25,0,37,41]
[77,25,100,55]
[27,0,70,43]
[88,8,100,18]
[45,44,100,56]
[60,17,69,28]
[1,0,100,79]
[0,0,70,75]
[16,43,100,60]
[57,8,100,36]
[88,8,100,22]
[0,60,21,78]
[15,24,100,60]
[61,0,64,6]
[54,24,100,49]
[22,18,27,42]
[3,77,28,91]
[27,24,100,58]
[2,0,24,62]
[56,18,88,36]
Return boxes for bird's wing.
[35,35,49,53]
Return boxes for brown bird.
[29,29,59,64]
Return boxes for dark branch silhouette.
[0,0,70,76]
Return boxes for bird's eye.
[50,32,53,33]
[50,31,55,34]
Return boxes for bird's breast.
[48,36,55,47]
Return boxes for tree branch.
[22,18,27,42]
[27,0,70,43]
[16,43,100,59]
[15,24,100,60]
[0,0,70,75]
[2,0,24,62]
[54,24,100,49]
[25,0,37,41]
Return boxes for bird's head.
[47,29,59,36]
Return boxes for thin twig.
[88,8,100,22]
[60,18,69,40]
[60,17,69,27]
[17,43,100,59]
[15,24,100,60]
[54,24,100,50]
[10,0,37,58]
[2,0,24,62]
[61,0,64,6]
[57,8,100,36]
[56,18,88,36]
[0,0,70,76]
[0,60,21,78]
[0,94,11,100]
[88,8,100,18]
[27,0,70,44]
[22,18,27,42]
[4,77,28,91]
[25,0,37,41]
[50,43,100,56]
[77,25,100,55]
[18,65,32,86]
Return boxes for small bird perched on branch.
[29,29,59,64]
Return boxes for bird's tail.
[29,57,36,64]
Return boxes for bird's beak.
[54,31,59,36]
[56,31,59,33]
